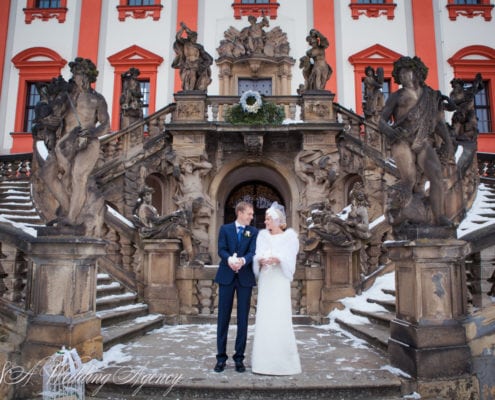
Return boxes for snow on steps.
[96,272,165,349]
[332,272,396,353]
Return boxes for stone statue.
[449,73,484,143]
[32,57,109,236]
[302,29,332,91]
[216,17,290,59]
[240,15,269,55]
[305,183,371,250]
[363,66,385,124]
[295,149,336,210]
[32,76,69,151]
[345,182,372,241]
[120,67,143,128]
[174,155,213,209]
[379,56,455,235]
[133,186,195,262]
[172,22,213,92]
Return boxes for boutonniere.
[243,230,251,238]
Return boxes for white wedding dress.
[251,228,301,375]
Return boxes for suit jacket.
[215,222,258,287]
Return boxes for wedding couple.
[214,201,301,375]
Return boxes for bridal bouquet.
[225,90,285,125]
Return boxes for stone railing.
[97,102,177,169]
[206,95,300,122]
[175,264,323,321]
[478,152,495,181]
[0,153,32,181]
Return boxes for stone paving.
[82,322,408,399]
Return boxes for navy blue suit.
[215,222,258,364]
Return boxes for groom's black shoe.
[235,361,246,373]
[214,361,226,373]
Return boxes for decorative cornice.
[446,3,493,22]
[117,1,163,22]
[349,1,396,20]
[23,0,68,24]
[232,0,279,20]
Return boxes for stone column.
[320,243,358,314]
[142,239,181,315]
[386,239,471,379]
[22,236,106,368]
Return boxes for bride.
[251,202,301,375]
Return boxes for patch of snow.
[0,215,37,237]
[458,183,495,237]
[380,364,411,378]
[106,205,135,228]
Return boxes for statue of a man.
[240,15,269,55]
[363,66,385,124]
[133,186,195,261]
[34,57,109,236]
[120,67,143,128]
[302,29,332,91]
[379,56,453,228]
[172,22,213,91]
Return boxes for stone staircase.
[334,277,396,354]
[0,179,43,227]
[96,272,165,350]
[0,179,165,349]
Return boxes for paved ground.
[79,322,409,399]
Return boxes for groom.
[214,201,258,373]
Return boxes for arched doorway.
[224,180,284,229]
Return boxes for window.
[348,44,403,117]
[11,47,67,153]
[24,0,67,23]
[117,0,163,21]
[238,79,272,96]
[24,83,44,132]
[349,0,396,19]
[232,0,279,19]
[36,0,61,7]
[108,45,163,131]
[128,0,154,5]
[473,83,491,133]
[140,80,150,118]
[446,0,493,21]
[448,45,495,152]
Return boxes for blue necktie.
[237,226,244,241]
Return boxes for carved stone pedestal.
[19,236,106,397]
[173,91,207,122]
[320,243,358,314]
[301,90,335,122]
[386,239,471,379]
[142,239,181,315]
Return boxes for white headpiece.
[266,202,286,226]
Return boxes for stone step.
[101,314,165,349]
[96,292,138,311]
[96,281,125,297]
[0,203,36,211]
[382,288,396,296]
[350,308,395,328]
[335,317,390,353]
[86,385,404,400]
[97,303,149,327]
[97,272,114,285]
[367,297,396,313]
